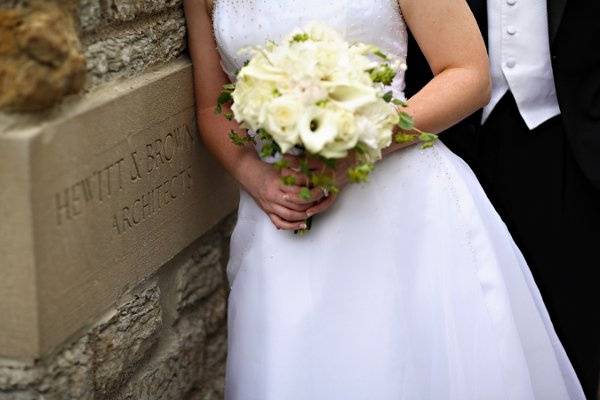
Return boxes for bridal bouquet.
[216,22,437,232]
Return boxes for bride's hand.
[282,152,358,218]
[240,158,326,230]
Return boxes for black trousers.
[467,93,600,399]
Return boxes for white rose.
[321,110,359,158]
[263,97,303,153]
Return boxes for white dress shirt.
[482,0,561,130]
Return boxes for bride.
[184,0,586,398]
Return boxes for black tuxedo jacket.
[404,0,600,189]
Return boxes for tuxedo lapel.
[548,0,567,41]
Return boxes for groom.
[405,0,599,398]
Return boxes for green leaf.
[228,130,254,146]
[373,49,389,60]
[321,157,337,169]
[354,142,369,155]
[299,187,311,200]
[418,132,438,143]
[291,33,310,43]
[274,158,289,171]
[392,98,408,107]
[281,175,296,186]
[256,128,271,141]
[215,90,233,115]
[224,111,234,121]
[315,99,329,107]
[398,112,414,130]
[382,91,393,103]
[299,158,310,175]
[347,163,375,183]
[369,64,396,86]
[394,133,415,143]
[222,83,236,91]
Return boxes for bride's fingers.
[268,213,307,231]
[279,168,309,186]
[274,195,314,212]
[270,203,310,222]
[306,193,337,217]
[281,186,324,204]
[282,155,325,171]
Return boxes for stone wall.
[1,0,237,399]
[0,0,187,110]
[0,215,234,400]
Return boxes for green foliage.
[224,111,234,121]
[257,128,271,141]
[291,33,310,43]
[299,158,310,175]
[369,64,396,85]
[299,187,312,200]
[321,157,337,169]
[315,99,329,107]
[418,132,438,149]
[311,173,339,195]
[353,142,369,155]
[392,98,407,107]
[382,91,393,103]
[373,49,389,60]
[347,163,375,183]
[274,158,289,171]
[215,83,235,114]
[394,132,416,143]
[229,130,255,146]
[398,111,414,130]
[281,175,297,186]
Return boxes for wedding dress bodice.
[213,0,408,96]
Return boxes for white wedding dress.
[212,1,586,399]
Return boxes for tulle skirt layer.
[224,142,585,400]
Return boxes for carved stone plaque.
[0,59,238,359]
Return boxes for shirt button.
[507,0,517,5]
[506,25,517,35]
[506,59,516,68]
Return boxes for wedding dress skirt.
[212,0,586,398]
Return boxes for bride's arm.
[383,0,491,156]
[184,0,323,230]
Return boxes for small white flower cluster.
[231,22,406,162]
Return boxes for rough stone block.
[106,0,181,22]
[78,0,102,32]
[176,246,225,313]
[0,335,93,400]
[116,318,206,400]
[199,289,227,337]
[92,284,162,396]
[85,8,186,85]
[0,2,86,111]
